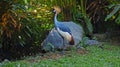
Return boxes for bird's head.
[52,6,61,14]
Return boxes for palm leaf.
[105,4,120,21]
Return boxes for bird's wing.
[56,22,72,35]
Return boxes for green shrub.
[0,0,54,59]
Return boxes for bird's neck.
[54,13,59,24]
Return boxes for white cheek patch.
[57,28,72,41]
[53,10,56,12]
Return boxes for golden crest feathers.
[53,6,61,13]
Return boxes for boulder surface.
[42,22,84,51]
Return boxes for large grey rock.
[42,22,84,51]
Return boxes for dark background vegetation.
[0,0,120,61]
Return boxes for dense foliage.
[0,0,54,60]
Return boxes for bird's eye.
[52,9,56,13]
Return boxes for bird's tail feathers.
[69,36,74,45]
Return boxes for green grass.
[0,44,120,67]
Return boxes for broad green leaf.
[85,16,93,34]
[26,26,32,34]
[108,4,115,9]
[25,30,31,38]
[105,4,120,21]
[115,14,120,24]
[24,0,28,5]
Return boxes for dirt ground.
[25,48,88,63]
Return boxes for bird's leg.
[60,37,66,55]
[63,38,67,51]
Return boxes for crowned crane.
[52,6,74,48]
